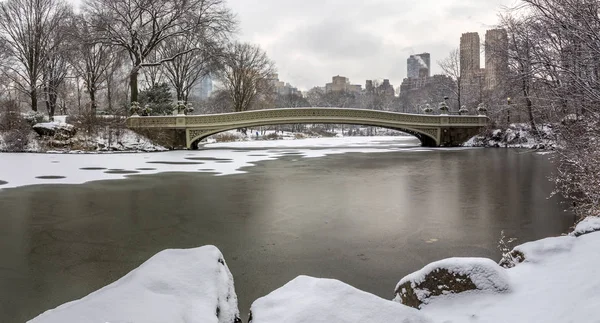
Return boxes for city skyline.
[226,0,516,91]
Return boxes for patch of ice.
[250,275,431,323]
[29,245,239,323]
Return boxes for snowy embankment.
[0,122,167,153]
[400,218,600,323]
[25,218,600,323]
[464,123,555,149]
[28,245,240,323]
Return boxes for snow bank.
[421,231,600,323]
[249,275,431,323]
[512,235,576,264]
[394,258,510,308]
[570,216,600,237]
[29,245,240,323]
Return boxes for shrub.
[23,111,46,125]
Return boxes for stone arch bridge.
[126,108,488,148]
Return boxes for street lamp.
[507,97,511,125]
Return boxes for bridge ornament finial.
[129,101,141,116]
[185,103,194,115]
[477,103,488,116]
[174,101,187,115]
[141,104,152,116]
[423,104,433,114]
[459,105,469,115]
[439,101,449,115]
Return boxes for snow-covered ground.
[418,228,600,323]
[32,225,597,323]
[29,245,240,323]
[252,225,600,323]
[249,276,431,323]
[0,136,438,190]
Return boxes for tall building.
[407,53,431,79]
[484,29,509,90]
[269,74,301,96]
[365,79,395,96]
[192,74,213,100]
[325,75,362,94]
[460,32,480,77]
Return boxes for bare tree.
[500,0,600,218]
[217,42,275,112]
[159,36,216,102]
[70,14,121,114]
[0,0,72,111]
[83,0,236,105]
[438,49,463,110]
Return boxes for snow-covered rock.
[29,245,240,323]
[421,231,600,323]
[464,123,555,149]
[33,122,77,139]
[249,275,431,323]
[394,258,510,308]
[570,216,600,237]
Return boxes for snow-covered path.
[0,136,442,190]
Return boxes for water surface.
[0,147,573,322]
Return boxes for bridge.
[126,108,488,149]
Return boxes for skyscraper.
[407,53,430,79]
[460,32,480,76]
[484,29,509,90]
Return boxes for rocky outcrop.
[33,122,77,140]
[394,258,510,309]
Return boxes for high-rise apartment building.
[407,53,430,79]
[484,29,509,90]
[191,74,213,100]
[460,32,480,77]
[325,75,362,94]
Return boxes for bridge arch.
[126,108,488,148]
[187,121,438,149]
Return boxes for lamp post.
[507,97,511,125]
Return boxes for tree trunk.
[526,96,537,136]
[30,89,38,112]
[130,70,139,104]
[90,90,97,115]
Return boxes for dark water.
[0,148,573,322]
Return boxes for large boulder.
[249,275,431,323]
[33,122,77,139]
[394,257,510,309]
[29,245,241,323]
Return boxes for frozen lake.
[0,136,573,322]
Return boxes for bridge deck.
[126,108,488,148]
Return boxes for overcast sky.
[69,0,517,91]
[226,0,517,90]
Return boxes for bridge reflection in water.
[126,108,488,149]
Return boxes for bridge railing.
[126,108,489,129]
